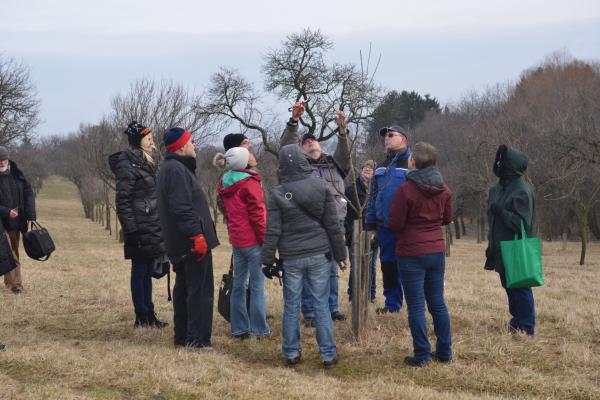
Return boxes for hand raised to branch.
[290,101,305,121]
[334,110,347,136]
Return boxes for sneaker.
[323,356,338,369]
[0,342,5,351]
[376,306,400,315]
[430,352,452,363]
[331,311,346,321]
[286,352,302,367]
[232,332,251,340]
[11,287,22,295]
[404,356,429,367]
[304,317,316,328]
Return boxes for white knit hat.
[224,147,249,171]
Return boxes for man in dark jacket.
[485,145,537,336]
[365,126,411,314]
[262,144,347,368]
[280,101,350,324]
[109,121,168,328]
[344,160,378,302]
[0,146,36,295]
[157,127,220,349]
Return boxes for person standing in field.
[157,127,219,349]
[215,146,270,339]
[389,142,453,367]
[344,159,378,303]
[109,122,169,328]
[0,145,36,295]
[261,144,348,368]
[485,145,537,336]
[365,126,411,315]
[280,101,350,325]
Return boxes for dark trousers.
[131,258,155,315]
[499,272,535,335]
[173,252,214,347]
[397,252,452,362]
[3,231,22,290]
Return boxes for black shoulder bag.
[23,221,56,261]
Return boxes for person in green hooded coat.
[485,144,537,336]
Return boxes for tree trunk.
[589,208,600,240]
[445,225,452,257]
[575,199,589,266]
[351,220,370,340]
[453,218,461,239]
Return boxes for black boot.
[147,312,168,329]
[134,312,150,328]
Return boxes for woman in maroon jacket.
[389,142,453,367]
[217,147,270,338]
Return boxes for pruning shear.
[288,97,310,112]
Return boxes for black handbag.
[217,255,234,322]
[23,221,56,261]
[152,255,172,301]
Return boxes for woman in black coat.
[109,122,168,328]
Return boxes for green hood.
[501,149,528,178]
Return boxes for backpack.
[217,256,234,322]
[23,221,56,261]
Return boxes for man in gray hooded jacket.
[262,144,348,368]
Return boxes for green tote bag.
[500,220,544,289]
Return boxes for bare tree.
[0,55,41,144]
[200,28,381,157]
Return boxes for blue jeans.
[499,272,535,335]
[131,258,154,315]
[347,239,378,300]
[282,254,337,362]
[397,252,452,362]
[301,258,339,318]
[378,226,403,311]
[231,245,270,337]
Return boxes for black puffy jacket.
[109,148,165,260]
[0,161,36,234]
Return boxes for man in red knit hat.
[156,127,220,349]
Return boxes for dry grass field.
[1,176,599,400]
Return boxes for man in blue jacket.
[365,126,411,314]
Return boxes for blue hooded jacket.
[365,148,412,228]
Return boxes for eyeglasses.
[386,132,402,138]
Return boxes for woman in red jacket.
[389,142,453,367]
[217,147,270,338]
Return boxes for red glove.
[189,234,207,261]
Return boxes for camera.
[262,259,284,285]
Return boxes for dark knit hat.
[379,125,409,141]
[124,121,152,147]
[163,127,192,153]
[0,146,9,160]
[301,133,318,144]
[223,133,248,151]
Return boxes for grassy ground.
[0,176,599,400]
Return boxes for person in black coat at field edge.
[0,145,36,295]
[109,122,169,328]
[156,127,219,349]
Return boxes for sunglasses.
[385,132,402,138]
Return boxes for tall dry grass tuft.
[1,176,599,399]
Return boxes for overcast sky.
[1,0,599,135]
